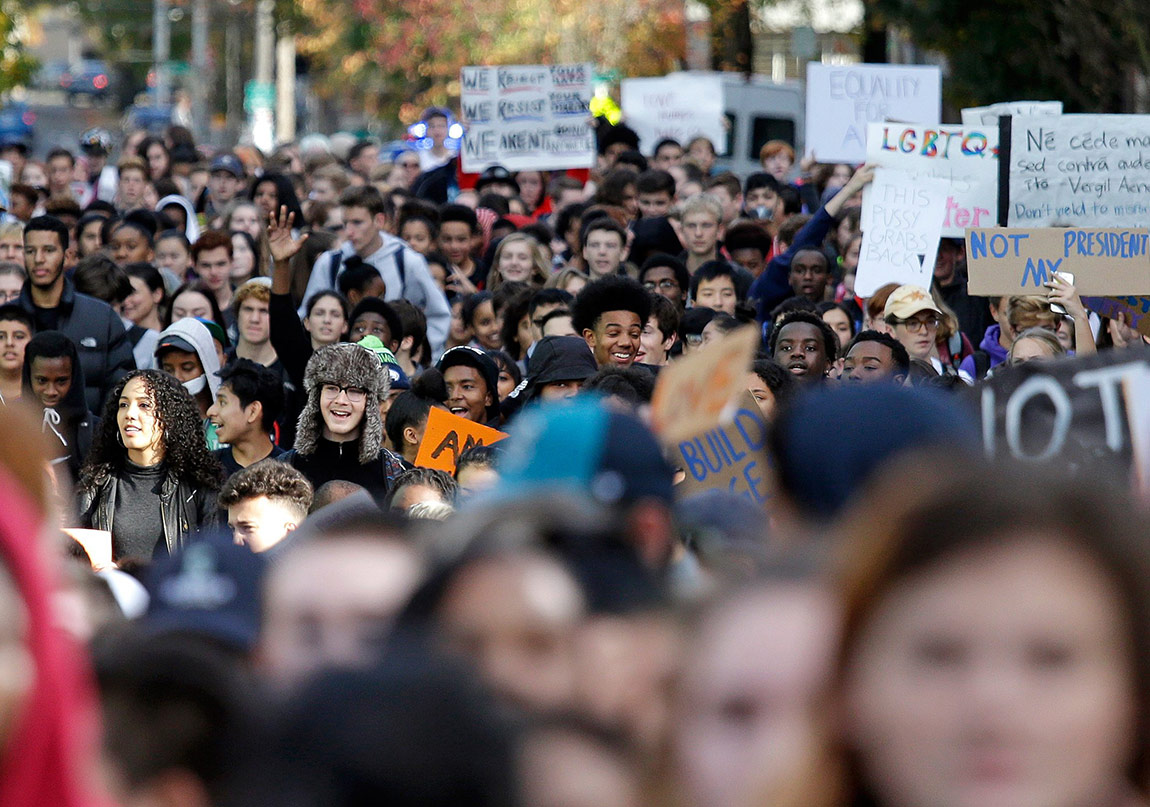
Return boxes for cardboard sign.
[855,167,948,296]
[621,74,727,156]
[978,349,1150,479]
[1007,114,1150,227]
[414,407,508,473]
[673,391,770,504]
[864,122,999,238]
[805,63,941,163]
[965,227,1150,296]
[460,63,595,173]
[1082,296,1150,337]
[650,325,761,443]
[961,100,1061,127]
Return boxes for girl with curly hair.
[78,370,222,562]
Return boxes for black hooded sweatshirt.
[22,331,100,483]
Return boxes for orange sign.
[650,325,760,443]
[414,407,509,473]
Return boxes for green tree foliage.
[0,1,38,95]
[869,0,1147,112]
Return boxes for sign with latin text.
[1007,114,1150,227]
[621,74,727,156]
[415,407,508,474]
[855,167,947,296]
[460,63,595,173]
[864,122,998,238]
[805,62,941,163]
[965,227,1150,296]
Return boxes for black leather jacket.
[79,470,219,557]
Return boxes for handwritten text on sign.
[805,63,941,163]
[1082,296,1150,337]
[674,392,770,504]
[855,168,947,296]
[414,407,508,474]
[865,123,998,238]
[1008,114,1150,227]
[621,75,727,157]
[965,227,1150,296]
[460,63,595,173]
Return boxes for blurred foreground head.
[774,457,1150,807]
[768,384,978,527]
[0,405,104,807]
[489,397,676,569]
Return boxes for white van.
[658,71,805,179]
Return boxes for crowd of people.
[1,105,1149,807]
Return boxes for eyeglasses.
[897,316,941,334]
[321,383,367,402]
[644,279,679,291]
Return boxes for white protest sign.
[856,167,947,296]
[864,122,998,237]
[621,74,727,156]
[460,63,595,173]
[805,63,941,163]
[961,100,1062,127]
[1008,114,1150,227]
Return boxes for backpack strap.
[973,349,991,381]
[327,250,344,289]
[394,248,406,297]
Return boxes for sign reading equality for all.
[965,227,1150,296]
[621,74,727,156]
[460,63,595,173]
[855,167,948,296]
[1007,114,1150,227]
[864,122,999,238]
[804,62,941,163]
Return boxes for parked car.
[61,60,113,105]
[35,60,70,92]
[0,101,35,150]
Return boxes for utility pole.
[151,0,171,108]
[225,10,242,144]
[275,25,296,143]
[191,0,210,143]
[250,0,275,153]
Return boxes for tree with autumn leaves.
[293,0,686,127]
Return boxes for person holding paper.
[78,370,222,561]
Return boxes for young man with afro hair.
[570,275,652,369]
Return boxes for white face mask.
[182,374,207,396]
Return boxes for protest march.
[4,49,1150,807]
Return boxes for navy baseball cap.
[210,153,245,178]
[141,534,266,652]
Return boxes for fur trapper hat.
[295,342,389,463]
